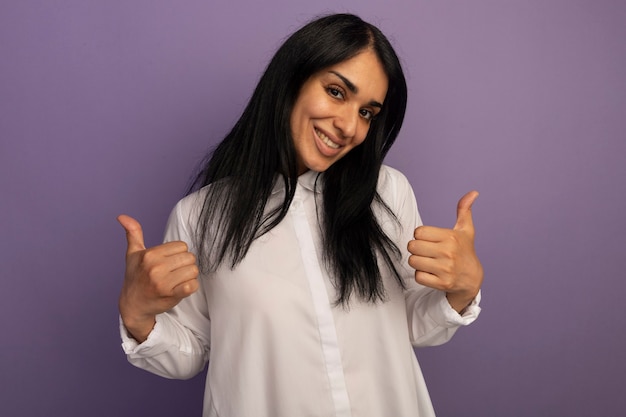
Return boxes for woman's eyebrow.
[328,70,383,108]
[329,70,358,93]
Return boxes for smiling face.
[290,49,389,175]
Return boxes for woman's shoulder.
[174,186,209,213]
[166,186,211,234]
[377,165,413,196]
[376,165,421,228]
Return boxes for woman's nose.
[333,105,358,139]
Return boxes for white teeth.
[316,129,340,149]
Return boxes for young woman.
[118,13,483,417]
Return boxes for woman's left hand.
[407,191,484,313]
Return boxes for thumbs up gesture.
[407,191,484,313]
[117,215,200,342]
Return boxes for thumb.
[454,190,479,231]
[117,214,146,255]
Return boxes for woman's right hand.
[117,215,200,343]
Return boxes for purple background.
[2,1,625,416]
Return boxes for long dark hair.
[188,13,408,304]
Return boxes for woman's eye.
[360,108,373,121]
[327,87,344,99]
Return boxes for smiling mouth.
[315,128,340,149]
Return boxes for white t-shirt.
[120,165,481,417]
